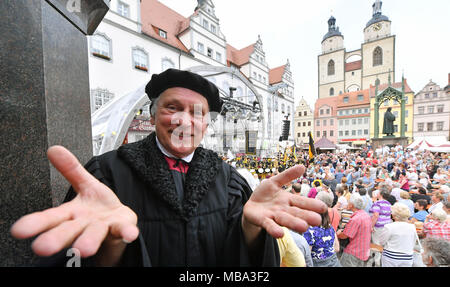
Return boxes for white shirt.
[391,188,403,201]
[419,178,428,187]
[300,184,311,197]
[379,222,417,255]
[407,172,418,183]
[337,196,348,209]
[155,136,194,163]
[428,202,444,214]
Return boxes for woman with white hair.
[423,208,450,240]
[378,203,418,267]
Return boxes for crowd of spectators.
[237,143,450,267]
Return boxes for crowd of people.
[10,69,448,268]
[230,144,450,267]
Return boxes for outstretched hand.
[242,165,327,243]
[10,146,139,263]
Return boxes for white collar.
[155,135,194,163]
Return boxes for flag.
[283,146,288,163]
[293,145,298,161]
[308,132,316,163]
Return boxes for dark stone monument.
[0,0,109,266]
[371,76,409,149]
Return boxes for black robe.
[42,133,279,267]
[382,110,396,135]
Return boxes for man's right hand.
[10,146,139,265]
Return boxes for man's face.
[414,202,420,210]
[151,87,209,158]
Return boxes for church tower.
[361,0,395,89]
[318,16,346,99]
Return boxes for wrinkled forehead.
[158,87,210,110]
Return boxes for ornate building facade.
[314,96,338,144]
[318,0,395,100]
[413,79,450,140]
[314,0,399,145]
[337,90,371,146]
[88,0,296,155]
[294,98,314,147]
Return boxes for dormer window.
[159,29,167,39]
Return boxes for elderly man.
[337,194,372,267]
[10,69,326,267]
[421,237,450,267]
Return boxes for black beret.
[145,69,223,113]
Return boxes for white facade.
[413,80,450,140]
[294,98,314,146]
[89,0,297,155]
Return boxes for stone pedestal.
[371,137,409,149]
[0,0,108,266]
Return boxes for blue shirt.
[335,172,344,183]
[412,210,428,223]
[303,226,336,260]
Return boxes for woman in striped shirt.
[370,189,392,245]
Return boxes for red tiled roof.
[369,79,414,97]
[337,89,370,108]
[345,60,362,72]
[269,65,285,85]
[140,0,190,53]
[226,44,254,67]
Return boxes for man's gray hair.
[349,193,365,210]
[378,182,392,192]
[316,191,334,208]
[423,237,450,267]
[150,96,160,117]
[378,183,391,197]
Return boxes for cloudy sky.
[158,0,450,108]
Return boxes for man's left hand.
[241,165,327,243]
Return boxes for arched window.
[161,58,175,71]
[91,33,112,60]
[330,87,335,96]
[373,47,383,66]
[132,48,149,71]
[327,60,335,76]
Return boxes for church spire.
[366,0,390,29]
[322,15,343,42]
[328,15,336,31]
[372,0,383,17]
